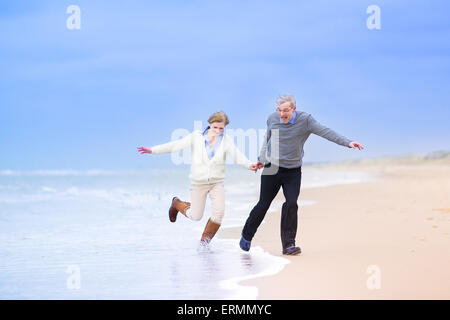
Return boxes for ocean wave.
[0,168,190,176]
[0,186,165,207]
[0,169,129,176]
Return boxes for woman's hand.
[250,163,259,172]
[137,146,152,154]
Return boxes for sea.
[0,166,377,299]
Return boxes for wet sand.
[220,155,450,299]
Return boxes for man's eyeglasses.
[276,107,293,114]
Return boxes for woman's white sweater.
[151,130,253,184]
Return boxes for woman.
[137,111,259,246]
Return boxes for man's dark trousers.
[242,164,302,249]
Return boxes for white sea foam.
[301,168,379,188]
[218,243,290,299]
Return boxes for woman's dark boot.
[168,197,191,222]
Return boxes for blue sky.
[1,0,449,170]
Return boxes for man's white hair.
[276,94,296,108]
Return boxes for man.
[239,94,364,255]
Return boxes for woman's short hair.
[208,111,230,125]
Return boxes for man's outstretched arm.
[307,114,363,149]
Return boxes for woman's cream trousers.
[186,182,225,224]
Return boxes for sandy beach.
[220,153,450,299]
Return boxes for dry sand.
[220,155,450,299]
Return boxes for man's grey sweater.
[259,111,352,168]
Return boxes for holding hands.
[250,161,265,173]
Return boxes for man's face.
[277,101,296,123]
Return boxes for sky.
[1,0,449,170]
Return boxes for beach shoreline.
[219,157,450,299]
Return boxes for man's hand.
[250,162,265,172]
[137,146,152,154]
[349,141,364,150]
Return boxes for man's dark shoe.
[282,245,302,255]
[239,236,251,252]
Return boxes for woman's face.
[209,121,225,136]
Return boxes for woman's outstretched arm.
[225,137,259,172]
[137,133,193,155]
